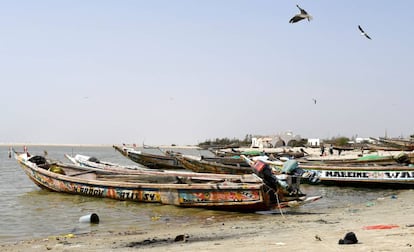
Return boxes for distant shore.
[0,143,200,148]
[0,143,113,147]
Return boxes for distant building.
[307,138,320,147]
[251,131,302,148]
[251,137,273,148]
[355,137,375,144]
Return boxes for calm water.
[0,145,400,244]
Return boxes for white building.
[355,137,375,144]
[307,138,320,147]
[251,137,274,148]
[251,131,302,148]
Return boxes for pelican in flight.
[358,25,372,40]
[289,5,313,23]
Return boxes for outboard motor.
[283,159,320,184]
[252,160,278,191]
[282,159,304,175]
[281,160,303,194]
[253,159,306,199]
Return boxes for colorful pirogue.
[112,145,184,170]
[15,150,321,212]
[175,155,254,175]
[299,163,414,188]
[112,145,251,170]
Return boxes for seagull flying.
[358,25,371,40]
[312,98,317,104]
[289,5,313,23]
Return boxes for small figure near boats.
[329,146,334,155]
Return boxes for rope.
[274,189,285,218]
[263,183,285,218]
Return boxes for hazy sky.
[1,1,413,145]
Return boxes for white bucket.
[79,213,100,224]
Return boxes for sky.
[1,1,413,146]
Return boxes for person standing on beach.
[320,145,325,156]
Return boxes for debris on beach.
[124,234,190,248]
[174,234,189,242]
[363,224,399,230]
[338,232,358,245]
[79,213,99,224]
[366,201,375,207]
[63,234,76,239]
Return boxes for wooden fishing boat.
[176,155,255,175]
[15,151,321,211]
[366,144,404,151]
[304,155,403,166]
[363,137,414,151]
[65,154,144,170]
[377,138,414,151]
[113,145,184,170]
[198,156,251,167]
[65,153,301,184]
[64,154,262,183]
[113,145,249,169]
[299,163,414,188]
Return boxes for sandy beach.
[2,187,413,252]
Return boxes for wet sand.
[2,189,414,252]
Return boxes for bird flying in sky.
[358,25,372,40]
[312,98,317,104]
[289,5,313,23]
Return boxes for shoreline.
[0,143,200,148]
[2,189,414,251]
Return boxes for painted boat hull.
[177,155,254,175]
[300,164,414,188]
[64,154,265,183]
[113,145,183,170]
[16,153,320,211]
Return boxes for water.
[0,145,400,244]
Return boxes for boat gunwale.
[17,159,264,190]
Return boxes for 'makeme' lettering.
[324,171,414,180]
